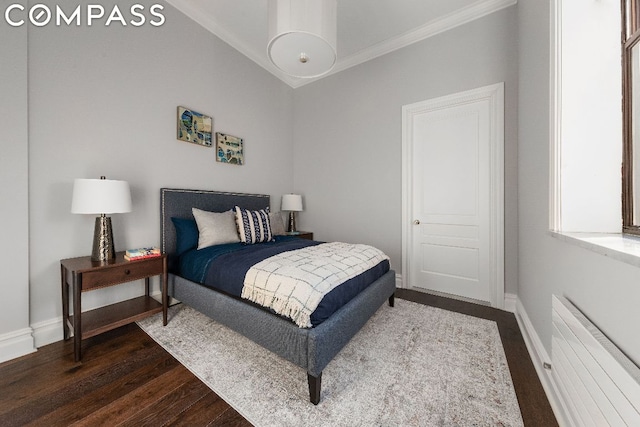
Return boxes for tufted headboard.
[160,188,270,260]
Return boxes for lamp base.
[92,215,115,262]
[287,211,297,233]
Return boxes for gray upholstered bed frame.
[160,188,396,404]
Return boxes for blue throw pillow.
[171,217,199,255]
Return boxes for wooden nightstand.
[60,252,167,362]
[286,231,313,240]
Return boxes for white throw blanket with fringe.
[241,242,389,328]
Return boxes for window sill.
[549,231,640,268]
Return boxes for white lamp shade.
[267,0,337,78]
[71,178,132,214]
[281,194,303,212]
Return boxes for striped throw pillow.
[234,206,273,244]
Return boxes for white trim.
[17,291,172,360]
[402,82,505,309]
[550,231,640,268]
[165,0,300,87]
[549,0,562,231]
[503,293,517,313]
[401,96,413,297]
[492,82,506,310]
[166,0,517,88]
[26,290,173,358]
[515,298,572,427]
[324,0,518,88]
[0,327,36,364]
[31,317,64,348]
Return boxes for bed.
[160,188,396,404]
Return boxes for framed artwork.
[216,132,244,165]
[177,106,213,147]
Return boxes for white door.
[402,83,504,308]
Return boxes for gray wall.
[24,1,294,329]
[6,0,638,373]
[292,7,519,295]
[0,19,30,355]
[518,0,640,364]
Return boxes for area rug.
[138,299,524,426]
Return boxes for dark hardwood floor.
[0,291,558,426]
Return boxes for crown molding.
[327,0,518,81]
[167,0,517,89]
[165,0,299,86]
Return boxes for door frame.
[401,82,505,309]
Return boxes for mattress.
[176,235,390,326]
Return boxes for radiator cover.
[551,295,640,426]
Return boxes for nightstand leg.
[73,273,82,362]
[61,265,69,340]
[162,256,168,326]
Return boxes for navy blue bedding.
[177,236,390,327]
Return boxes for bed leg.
[388,293,395,307]
[308,372,322,405]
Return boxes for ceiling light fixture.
[267,0,337,78]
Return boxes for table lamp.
[71,176,132,262]
[281,194,303,233]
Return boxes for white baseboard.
[0,327,36,364]
[514,298,571,427]
[398,273,517,314]
[17,290,170,359]
[1,290,173,364]
[395,273,404,289]
[31,317,64,348]
[503,293,517,313]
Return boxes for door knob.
[413,220,420,225]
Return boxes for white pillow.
[269,211,286,236]
[192,208,240,249]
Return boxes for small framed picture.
[177,106,213,147]
[216,132,244,165]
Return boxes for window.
[623,0,640,235]
[550,0,621,233]
[549,0,640,266]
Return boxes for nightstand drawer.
[82,257,164,291]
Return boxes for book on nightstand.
[125,247,161,261]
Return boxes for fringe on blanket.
[241,242,389,328]
[241,286,312,328]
